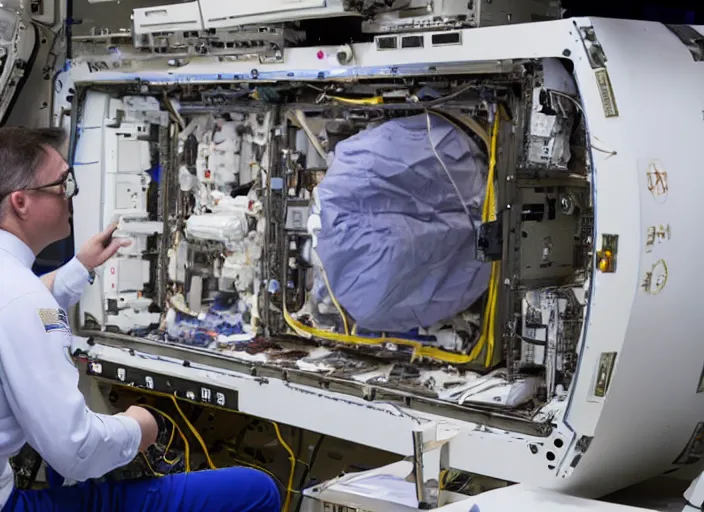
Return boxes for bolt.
[559,194,575,215]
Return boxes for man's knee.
[172,466,281,511]
[212,467,281,511]
[246,468,281,511]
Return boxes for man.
[0,127,280,511]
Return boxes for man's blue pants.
[3,467,281,511]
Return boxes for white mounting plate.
[79,337,561,483]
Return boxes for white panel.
[68,23,570,84]
[113,174,147,211]
[116,259,149,292]
[117,138,151,173]
[72,91,111,326]
[551,17,704,498]
[200,0,325,24]
[132,2,204,34]
[86,343,422,456]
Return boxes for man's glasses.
[0,167,80,203]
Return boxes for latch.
[596,233,618,273]
[576,25,608,69]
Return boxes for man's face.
[28,146,72,244]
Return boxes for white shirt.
[0,229,141,507]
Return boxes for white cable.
[425,112,471,219]
[290,109,328,161]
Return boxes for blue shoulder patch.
[37,308,71,333]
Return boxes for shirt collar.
[0,229,35,269]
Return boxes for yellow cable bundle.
[478,110,502,367]
[282,110,503,366]
[116,386,299,511]
[141,403,192,474]
[328,95,383,105]
[170,396,217,471]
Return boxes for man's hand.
[121,406,159,452]
[76,222,131,272]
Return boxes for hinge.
[666,25,704,62]
[574,23,619,118]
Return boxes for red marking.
[248,200,254,210]
[316,50,324,60]
[112,283,116,289]
[205,170,211,179]
[110,267,115,275]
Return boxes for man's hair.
[0,127,68,218]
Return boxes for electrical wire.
[293,434,326,512]
[115,387,302,511]
[142,404,191,472]
[287,110,327,161]
[272,422,297,512]
[321,267,350,335]
[428,108,491,152]
[141,453,164,477]
[327,95,383,106]
[281,107,504,366]
[163,93,186,130]
[425,111,471,219]
[158,412,180,465]
[480,110,502,366]
[141,403,192,473]
[425,83,477,108]
[548,89,616,157]
[547,89,584,117]
[170,395,217,470]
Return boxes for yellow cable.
[439,469,448,490]
[161,418,179,465]
[481,110,503,366]
[272,422,296,512]
[115,386,299,510]
[321,267,349,335]
[328,95,383,105]
[164,421,175,453]
[283,110,504,366]
[142,452,165,477]
[142,403,192,472]
[170,395,217,470]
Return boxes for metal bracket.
[575,25,608,69]
[407,424,459,509]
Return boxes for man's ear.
[9,191,30,220]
